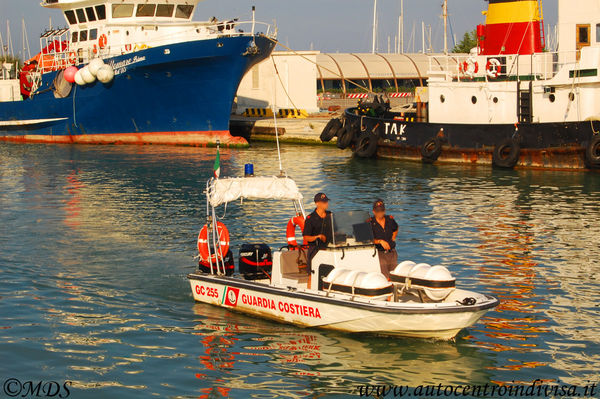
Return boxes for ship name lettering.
[384,122,407,137]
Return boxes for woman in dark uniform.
[369,199,398,278]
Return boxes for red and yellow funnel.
[478,0,545,55]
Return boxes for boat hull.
[188,273,498,340]
[344,109,598,170]
[0,35,275,147]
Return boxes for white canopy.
[208,176,303,207]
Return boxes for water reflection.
[1,142,599,397]
[191,304,495,397]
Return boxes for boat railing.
[428,49,586,83]
[34,20,274,73]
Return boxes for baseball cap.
[314,193,330,203]
[373,199,385,211]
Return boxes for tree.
[452,29,478,53]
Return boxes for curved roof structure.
[316,53,461,91]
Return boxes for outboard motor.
[239,244,272,280]
[199,249,234,276]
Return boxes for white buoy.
[88,58,105,76]
[96,65,115,83]
[74,69,85,86]
[80,66,96,84]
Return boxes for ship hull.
[344,109,598,170]
[0,35,275,146]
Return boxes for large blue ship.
[0,0,275,146]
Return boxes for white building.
[236,51,319,114]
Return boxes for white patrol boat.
[187,169,499,340]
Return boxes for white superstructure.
[427,0,600,126]
[37,0,271,69]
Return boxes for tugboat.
[324,0,600,170]
[0,1,275,146]
[188,161,498,340]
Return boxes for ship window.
[85,7,97,22]
[578,25,590,45]
[89,28,98,41]
[76,8,87,23]
[64,10,77,25]
[79,30,88,42]
[71,31,78,43]
[175,5,194,18]
[112,4,135,18]
[471,96,477,104]
[136,4,156,17]
[596,24,600,43]
[156,4,174,17]
[95,5,106,20]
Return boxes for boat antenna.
[271,90,284,176]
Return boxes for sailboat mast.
[399,0,404,53]
[372,0,378,53]
[443,0,448,53]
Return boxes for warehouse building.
[235,51,460,114]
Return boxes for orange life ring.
[286,215,306,247]
[92,45,98,54]
[98,34,108,49]
[124,44,132,52]
[197,221,230,263]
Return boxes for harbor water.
[0,142,599,398]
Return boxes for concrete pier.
[230,114,336,145]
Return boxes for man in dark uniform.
[302,193,333,276]
[369,199,399,279]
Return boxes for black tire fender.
[421,138,443,163]
[584,135,600,169]
[492,138,521,169]
[336,127,354,149]
[320,118,342,142]
[353,132,379,158]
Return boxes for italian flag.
[213,147,220,179]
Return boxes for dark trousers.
[378,249,398,278]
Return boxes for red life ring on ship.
[124,44,132,52]
[98,34,108,49]
[286,215,306,247]
[197,222,230,263]
[68,51,77,65]
[460,57,479,79]
[486,58,501,78]
[92,44,98,54]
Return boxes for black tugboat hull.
[344,108,599,170]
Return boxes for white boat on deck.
[188,174,499,340]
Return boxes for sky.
[1,0,558,57]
